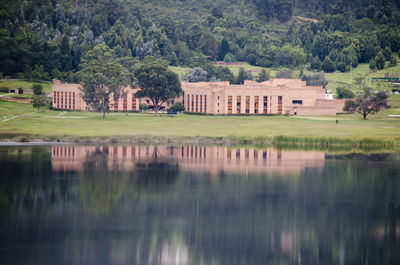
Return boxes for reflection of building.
[52,79,344,115]
[52,145,325,176]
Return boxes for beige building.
[52,79,344,115]
[182,79,344,115]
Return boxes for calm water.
[0,145,399,265]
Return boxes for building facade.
[182,79,344,115]
[52,79,344,115]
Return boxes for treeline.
[0,0,400,81]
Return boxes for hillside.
[1,0,400,83]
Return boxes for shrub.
[169,102,185,112]
[336,87,355,99]
[139,103,148,111]
[275,69,292,78]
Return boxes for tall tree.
[344,88,390,119]
[77,44,131,119]
[218,38,230,61]
[134,58,182,115]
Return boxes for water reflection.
[0,145,399,265]
[52,145,325,176]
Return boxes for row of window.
[185,94,208,112]
[54,91,76,109]
[228,95,282,114]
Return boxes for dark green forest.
[1,0,400,82]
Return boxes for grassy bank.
[1,100,399,148]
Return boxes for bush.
[139,103,148,111]
[336,87,355,99]
[0,86,10,92]
[275,69,293,78]
[169,102,185,112]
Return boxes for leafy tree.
[310,57,321,70]
[390,54,397,66]
[184,67,208,82]
[257,69,270,82]
[218,38,230,61]
[169,102,185,112]
[235,67,253,84]
[32,95,47,111]
[321,57,336,73]
[211,7,223,18]
[375,51,385,70]
[336,87,355,99]
[134,59,182,114]
[77,44,131,119]
[32,84,43,95]
[301,72,328,87]
[369,58,376,70]
[343,88,390,119]
[215,66,234,83]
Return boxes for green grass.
[1,100,399,146]
[0,80,52,94]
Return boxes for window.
[292,100,303,105]
[195,95,198,112]
[132,95,137,110]
[191,95,194,112]
[254,96,259,114]
[263,96,268,113]
[236,96,241,114]
[123,94,128,110]
[278,96,283,114]
[228,96,232,114]
[204,95,207,112]
[186,94,190,111]
[245,96,250,114]
[200,95,203,112]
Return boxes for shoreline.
[1,134,399,152]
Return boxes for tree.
[32,95,47,111]
[257,69,270,82]
[134,59,182,115]
[375,51,385,70]
[215,66,234,83]
[301,72,328,87]
[184,67,208,82]
[343,88,390,119]
[310,57,321,70]
[336,87,355,99]
[235,67,253,84]
[32,84,43,95]
[390,54,397,66]
[321,57,336,73]
[77,44,131,119]
[218,38,230,61]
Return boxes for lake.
[0,144,399,265]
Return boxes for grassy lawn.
[0,80,52,94]
[1,100,399,143]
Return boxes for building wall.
[52,79,345,115]
[181,79,344,115]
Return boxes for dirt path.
[2,112,35,122]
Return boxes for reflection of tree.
[134,162,180,190]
